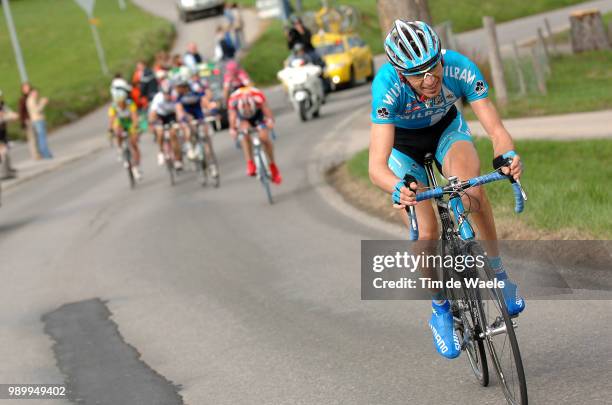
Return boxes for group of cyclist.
[106,50,282,185]
[107,19,527,362]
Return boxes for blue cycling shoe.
[429,301,461,359]
[497,274,525,316]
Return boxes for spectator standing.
[223,2,235,33]
[231,3,245,51]
[0,90,18,179]
[214,26,236,61]
[183,42,203,73]
[26,88,53,159]
[139,62,158,103]
[18,82,40,160]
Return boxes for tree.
[377,0,418,38]
[377,0,431,39]
[414,0,432,25]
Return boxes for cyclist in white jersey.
[149,82,181,169]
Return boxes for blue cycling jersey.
[177,90,205,119]
[371,49,489,129]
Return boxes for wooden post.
[531,47,547,95]
[570,9,611,52]
[447,21,459,50]
[544,18,558,54]
[512,42,527,96]
[436,21,450,49]
[483,16,508,107]
[537,29,551,75]
[537,28,550,59]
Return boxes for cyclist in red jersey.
[223,60,251,102]
[228,86,281,184]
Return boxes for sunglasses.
[400,61,442,80]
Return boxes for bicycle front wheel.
[466,241,528,405]
[124,145,135,189]
[203,136,220,188]
[256,152,273,205]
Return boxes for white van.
[176,0,224,22]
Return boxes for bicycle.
[116,129,137,189]
[238,127,273,205]
[403,152,528,405]
[189,118,220,188]
[160,123,179,186]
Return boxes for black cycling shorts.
[239,109,265,128]
[393,105,458,167]
[158,113,177,126]
[0,124,8,145]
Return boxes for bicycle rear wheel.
[466,241,528,405]
[441,239,489,386]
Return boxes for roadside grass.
[241,19,288,86]
[461,49,612,119]
[0,0,174,140]
[346,138,612,238]
[235,0,587,85]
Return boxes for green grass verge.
[240,19,288,86]
[462,49,612,119]
[0,0,174,140]
[346,138,612,238]
[235,0,587,85]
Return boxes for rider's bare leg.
[130,132,140,165]
[170,128,182,160]
[258,128,275,164]
[442,140,499,257]
[239,121,254,162]
[156,127,164,152]
[112,123,123,149]
[399,189,440,295]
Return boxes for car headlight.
[181,0,195,7]
[326,62,347,72]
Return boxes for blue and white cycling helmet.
[384,20,441,75]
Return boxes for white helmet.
[384,20,441,75]
[111,88,128,103]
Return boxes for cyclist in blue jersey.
[369,20,525,360]
[175,80,214,160]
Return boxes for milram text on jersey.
[371,50,489,129]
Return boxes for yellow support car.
[312,32,375,90]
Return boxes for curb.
[306,106,405,239]
[2,142,107,192]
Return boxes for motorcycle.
[277,61,325,122]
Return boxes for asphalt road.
[2,4,611,405]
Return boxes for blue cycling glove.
[392,180,404,204]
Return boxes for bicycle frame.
[423,155,476,241]
[409,153,525,242]
[239,127,273,204]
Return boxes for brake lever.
[514,178,528,201]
